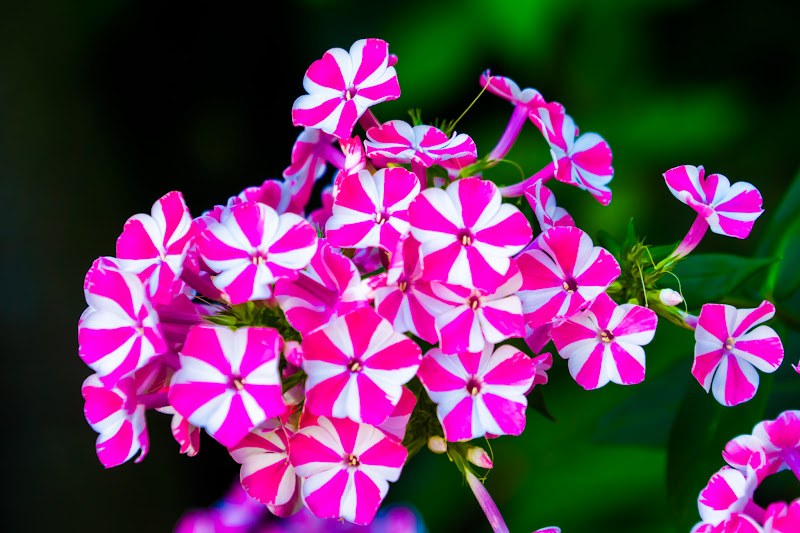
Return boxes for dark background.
[2,1,798,531]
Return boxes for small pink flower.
[417,343,536,441]
[274,240,368,336]
[116,191,196,306]
[691,514,764,533]
[693,301,783,406]
[289,416,408,525]
[763,499,800,533]
[524,181,574,232]
[664,165,764,239]
[292,38,401,139]
[168,325,286,448]
[281,128,341,214]
[196,201,318,304]
[551,293,657,390]
[698,466,759,526]
[364,120,477,168]
[229,426,302,517]
[376,386,416,443]
[409,177,532,291]
[301,307,422,425]
[534,107,614,205]
[79,257,167,388]
[516,226,620,329]
[326,167,420,251]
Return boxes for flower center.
[346,453,360,467]
[398,280,409,293]
[561,278,578,293]
[599,329,614,343]
[252,254,267,266]
[468,294,482,310]
[345,87,358,101]
[230,376,245,390]
[134,325,144,336]
[375,211,389,225]
[347,359,363,373]
[458,229,474,247]
[724,337,736,351]
[466,377,482,396]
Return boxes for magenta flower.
[525,181,575,232]
[301,307,422,425]
[373,235,439,344]
[417,343,536,442]
[281,128,343,214]
[229,426,302,517]
[550,293,657,390]
[516,226,621,329]
[289,416,408,525]
[664,165,764,239]
[691,514,763,533]
[534,107,614,205]
[429,264,526,355]
[364,120,477,171]
[409,177,532,291]
[196,201,318,304]
[79,257,167,387]
[376,386,416,443]
[325,167,420,251]
[168,325,286,448]
[764,499,800,533]
[116,190,196,306]
[725,411,800,481]
[693,301,784,406]
[82,373,148,468]
[292,38,400,139]
[697,466,759,527]
[274,240,368,336]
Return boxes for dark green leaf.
[622,218,637,250]
[528,386,556,422]
[667,374,771,531]
[596,229,621,257]
[774,231,800,302]
[757,167,800,257]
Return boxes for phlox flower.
[325,167,420,251]
[79,257,167,387]
[274,240,368,336]
[763,499,800,533]
[364,120,477,169]
[82,373,148,468]
[301,307,422,425]
[516,226,620,329]
[229,426,302,517]
[289,416,407,525]
[376,386,416,443]
[417,343,537,442]
[725,411,800,480]
[534,107,614,205]
[409,177,532,291]
[292,38,400,139]
[307,185,334,233]
[691,514,764,533]
[429,264,526,355]
[281,128,342,214]
[373,235,439,344]
[116,190,196,305]
[525,181,575,232]
[551,293,657,390]
[196,201,318,304]
[697,465,760,527]
[664,165,764,239]
[693,301,783,406]
[168,325,286,448]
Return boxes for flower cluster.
[690,410,800,532]
[78,37,785,532]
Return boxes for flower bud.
[427,436,447,454]
[659,288,683,307]
[284,341,304,367]
[466,446,493,469]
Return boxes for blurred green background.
[2,0,798,531]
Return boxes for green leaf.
[528,386,556,422]
[595,229,621,258]
[660,253,775,307]
[757,167,800,258]
[667,374,771,531]
[622,218,637,250]
[774,230,800,302]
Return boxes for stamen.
[347,453,360,467]
[252,255,266,265]
[724,337,735,351]
[398,281,408,293]
[562,279,577,293]
[460,233,473,246]
[466,377,482,396]
[375,212,388,225]
[469,296,481,310]
[599,330,614,343]
[347,359,363,372]
[231,377,245,390]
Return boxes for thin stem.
[139,392,170,410]
[672,215,709,261]
[498,162,555,197]
[358,109,380,132]
[783,449,800,484]
[488,105,528,162]
[465,470,510,533]
[744,499,766,524]
[321,142,346,170]
[180,268,223,301]
[411,160,428,191]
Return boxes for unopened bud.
[284,341,303,367]
[466,446,493,469]
[427,436,447,454]
[659,288,683,307]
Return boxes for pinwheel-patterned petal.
[364,120,477,167]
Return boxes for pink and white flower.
[763,499,800,533]
[82,373,148,468]
[196,201,318,304]
[534,108,614,205]
[289,416,407,525]
[116,191,196,305]
[229,426,302,517]
[168,325,286,448]
[325,167,420,251]
[292,38,401,139]
[79,257,167,387]
[726,411,800,481]
[409,177,532,291]
[693,301,784,406]
[516,226,620,329]
[417,343,536,442]
[525,181,575,232]
[274,240,368,336]
[376,386,416,443]
[664,165,764,239]
[697,466,760,527]
[364,120,477,168]
[301,307,422,425]
[550,293,657,390]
